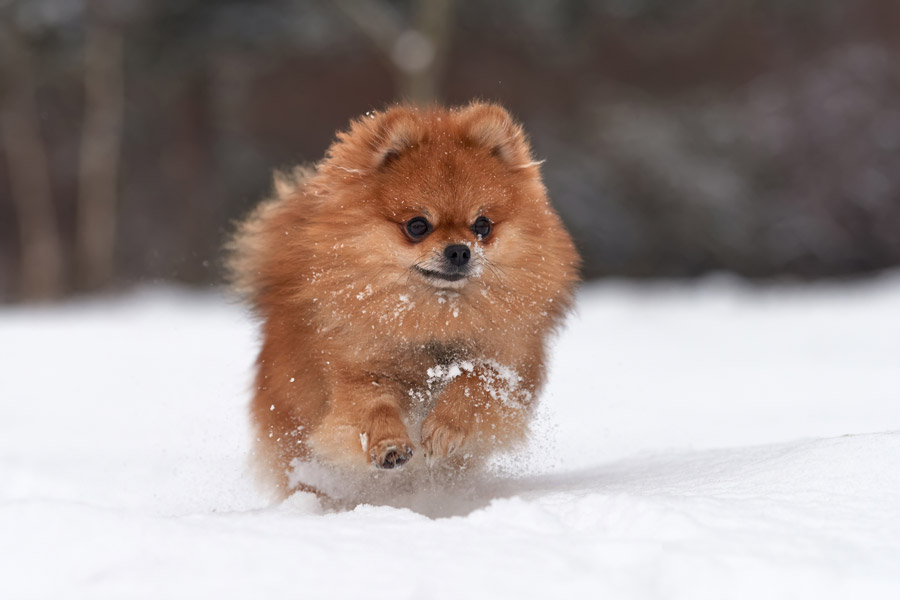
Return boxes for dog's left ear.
[460,103,536,169]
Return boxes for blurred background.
[1,0,899,303]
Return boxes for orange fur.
[228,102,580,499]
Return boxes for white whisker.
[335,166,366,175]
[511,159,546,170]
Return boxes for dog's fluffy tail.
[225,165,313,306]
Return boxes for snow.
[2,276,900,598]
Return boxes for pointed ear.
[460,103,535,167]
[331,106,425,172]
[368,108,425,169]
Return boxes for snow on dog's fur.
[229,102,579,500]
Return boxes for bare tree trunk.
[401,0,454,103]
[76,10,124,291]
[333,0,455,105]
[0,26,64,301]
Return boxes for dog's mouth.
[414,266,469,284]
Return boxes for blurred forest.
[1,0,900,302]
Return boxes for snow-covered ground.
[2,275,899,599]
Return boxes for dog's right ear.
[369,109,423,170]
[330,107,424,172]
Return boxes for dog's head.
[311,102,572,296]
[231,102,579,331]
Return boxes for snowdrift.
[2,276,899,598]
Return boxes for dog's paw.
[370,439,414,470]
[421,415,469,466]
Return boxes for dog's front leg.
[310,372,414,470]
[420,359,539,465]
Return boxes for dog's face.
[231,103,579,343]
[315,103,569,300]
[392,208,488,292]
[369,132,516,292]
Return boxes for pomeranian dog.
[229,102,579,501]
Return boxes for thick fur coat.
[229,102,579,499]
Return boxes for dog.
[228,102,579,501]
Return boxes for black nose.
[444,244,471,267]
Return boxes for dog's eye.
[471,216,492,239]
[405,217,432,241]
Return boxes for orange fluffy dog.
[229,102,579,500]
